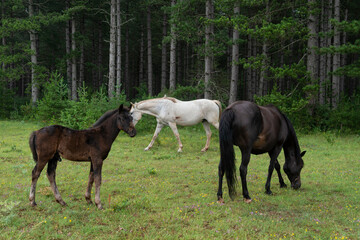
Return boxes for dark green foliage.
[36,72,69,123]
[0,81,16,119]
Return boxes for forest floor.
[0,120,359,239]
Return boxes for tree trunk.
[259,0,270,97]
[307,0,318,108]
[139,26,144,86]
[125,22,129,97]
[319,0,326,105]
[108,0,116,98]
[116,0,121,96]
[29,0,38,105]
[326,0,332,105]
[169,0,176,92]
[229,3,240,104]
[1,0,6,79]
[246,35,252,101]
[98,23,103,88]
[71,17,77,100]
[332,0,340,108]
[161,13,167,91]
[147,5,153,96]
[204,0,213,99]
[65,0,72,99]
[79,16,85,86]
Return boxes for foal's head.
[283,151,305,190]
[117,104,136,137]
[130,103,142,126]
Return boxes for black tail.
[219,108,237,199]
[29,132,38,163]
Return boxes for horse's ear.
[118,104,124,112]
[300,151,306,157]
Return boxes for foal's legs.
[29,159,48,206]
[168,122,183,152]
[265,148,283,195]
[47,155,66,206]
[145,121,164,151]
[92,159,103,209]
[201,121,212,152]
[85,163,94,204]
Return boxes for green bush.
[254,86,310,129]
[35,71,69,124]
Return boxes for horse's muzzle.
[128,129,136,137]
[291,177,301,189]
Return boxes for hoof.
[201,148,208,152]
[217,198,225,204]
[30,201,37,207]
[144,147,150,151]
[265,190,273,195]
[177,149,183,153]
[96,204,103,210]
[56,199,67,206]
[280,183,287,188]
[243,198,252,204]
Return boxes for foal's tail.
[29,132,38,163]
[219,108,237,200]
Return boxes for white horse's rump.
[130,96,221,152]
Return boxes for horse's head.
[117,104,136,137]
[130,103,142,126]
[283,151,305,189]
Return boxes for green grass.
[0,120,359,239]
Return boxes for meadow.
[0,119,359,239]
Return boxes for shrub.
[36,71,69,123]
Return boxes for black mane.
[92,109,117,127]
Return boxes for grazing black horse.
[29,105,136,209]
[217,101,305,203]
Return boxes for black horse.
[29,105,136,209]
[217,101,305,203]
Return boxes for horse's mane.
[281,112,301,160]
[92,109,117,127]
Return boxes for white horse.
[130,96,222,152]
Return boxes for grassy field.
[0,120,359,239]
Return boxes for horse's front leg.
[240,149,251,203]
[92,159,103,210]
[201,121,212,152]
[168,122,183,152]
[275,159,287,188]
[145,122,164,151]
[85,163,94,204]
[266,148,283,195]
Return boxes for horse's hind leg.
[85,163,94,204]
[47,154,66,206]
[217,161,225,203]
[275,159,287,188]
[29,160,48,206]
[239,148,252,203]
[201,121,212,152]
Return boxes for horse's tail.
[213,100,222,120]
[29,131,38,163]
[219,108,237,200]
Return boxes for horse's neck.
[283,130,300,162]
[136,100,167,117]
[97,114,120,143]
